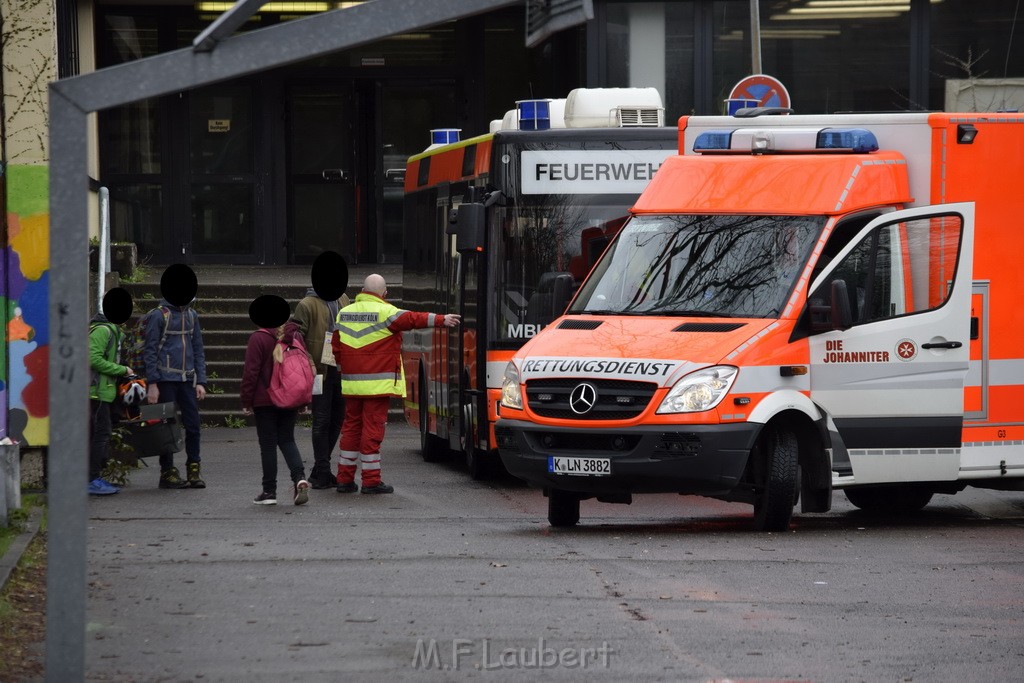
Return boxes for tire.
[845,485,934,514]
[752,426,799,532]
[418,385,447,463]
[462,401,488,480]
[548,490,580,527]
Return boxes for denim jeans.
[253,406,306,494]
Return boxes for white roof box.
[564,87,665,128]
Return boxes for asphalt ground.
[56,423,1024,681]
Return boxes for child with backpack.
[141,265,209,489]
[240,295,313,506]
[89,287,137,496]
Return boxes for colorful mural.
[5,163,50,446]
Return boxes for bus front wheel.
[419,384,447,463]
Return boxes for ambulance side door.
[807,203,974,484]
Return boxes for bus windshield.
[490,195,633,347]
[569,214,826,319]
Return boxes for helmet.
[118,378,148,407]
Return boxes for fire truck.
[403,89,675,479]
[485,110,1024,530]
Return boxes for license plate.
[548,456,611,476]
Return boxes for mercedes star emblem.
[569,382,598,415]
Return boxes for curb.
[0,507,43,591]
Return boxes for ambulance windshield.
[570,214,826,318]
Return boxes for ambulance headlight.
[657,366,738,414]
[500,362,523,410]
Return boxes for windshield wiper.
[576,309,647,316]
[643,308,737,318]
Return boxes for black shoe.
[186,462,206,489]
[335,482,358,493]
[309,473,335,490]
[253,491,277,505]
[360,482,394,495]
[159,467,189,489]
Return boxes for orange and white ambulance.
[492,110,1024,530]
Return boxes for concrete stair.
[121,278,404,427]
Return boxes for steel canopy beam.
[193,0,269,52]
[54,0,519,112]
[46,0,520,679]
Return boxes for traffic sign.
[729,74,791,109]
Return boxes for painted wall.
[2,0,55,446]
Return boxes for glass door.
[378,82,457,263]
[188,84,261,263]
[287,84,356,264]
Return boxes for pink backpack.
[261,330,315,410]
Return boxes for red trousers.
[337,395,390,487]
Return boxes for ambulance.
[490,110,1024,530]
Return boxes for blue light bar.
[816,128,879,153]
[693,130,734,151]
[517,99,551,131]
[430,128,461,145]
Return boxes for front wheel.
[752,426,799,532]
[419,385,447,463]
[845,485,934,514]
[548,490,580,527]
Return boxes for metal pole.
[46,88,91,681]
[98,186,110,304]
[750,0,762,74]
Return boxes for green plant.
[119,263,150,284]
[101,456,143,487]
[224,415,247,428]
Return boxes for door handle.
[322,168,349,182]
[921,341,963,349]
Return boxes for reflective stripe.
[360,452,381,470]
[338,450,359,466]
[340,372,404,382]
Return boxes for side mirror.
[550,273,574,318]
[808,279,853,333]
[451,203,485,253]
[830,279,853,330]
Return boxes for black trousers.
[253,406,306,494]
[309,365,344,477]
[89,399,112,481]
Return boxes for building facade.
[3,0,1023,444]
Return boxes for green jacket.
[89,320,129,402]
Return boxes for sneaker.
[293,480,310,506]
[159,467,189,489]
[88,478,119,496]
[253,491,277,505]
[335,482,358,494]
[360,482,394,495]
[186,462,206,489]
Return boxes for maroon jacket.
[240,322,300,410]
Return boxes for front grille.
[526,378,657,420]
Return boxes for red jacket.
[240,322,300,409]
[331,292,445,398]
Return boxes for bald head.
[364,274,387,297]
